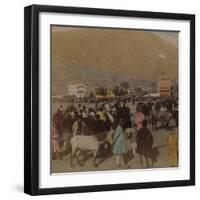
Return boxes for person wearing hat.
[112,119,127,167]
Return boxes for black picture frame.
[24,4,195,196]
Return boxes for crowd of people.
[52,98,178,168]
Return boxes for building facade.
[157,79,172,97]
[68,82,86,98]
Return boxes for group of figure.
[111,118,154,168]
[52,97,178,168]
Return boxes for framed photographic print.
[24,4,195,195]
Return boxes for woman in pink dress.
[52,123,61,160]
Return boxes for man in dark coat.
[136,120,153,167]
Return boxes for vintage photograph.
[51,26,179,173]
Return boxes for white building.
[68,82,86,98]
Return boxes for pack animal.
[70,133,110,167]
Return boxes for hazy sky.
[52,26,178,47]
[153,32,178,47]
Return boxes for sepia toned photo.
[24,5,195,194]
[51,26,179,174]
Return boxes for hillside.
[51,28,178,95]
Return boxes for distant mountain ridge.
[52,28,178,95]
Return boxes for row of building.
[67,79,177,99]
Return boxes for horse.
[70,131,111,167]
[151,111,173,130]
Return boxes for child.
[167,127,178,167]
[112,119,127,167]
